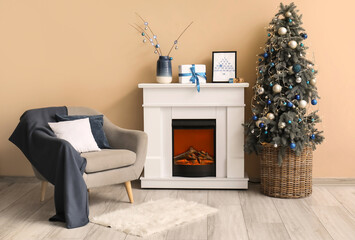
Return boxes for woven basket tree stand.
[260,144,313,198]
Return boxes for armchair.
[33,106,148,203]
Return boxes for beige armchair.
[32,106,148,203]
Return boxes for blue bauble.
[259,70,263,73]
[287,102,293,107]
[271,48,274,52]
[293,64,302,73]
[267,100,272,105]
[169,57,173,60]
[311,99,317,105]
[288,19,292,23]
[263,52,269,58]
[307,81,310,84]
[268,33,271,37]
[259,58,262,62]
[310,134,315,140]
[289,85,293,89]
[304,34,308,39]
[290,142,296,149]
[300,43,304,47]
[155,44,160,48]
[288,120,292,124]
[264,131,268,134]
[252,115,258,121]
[295,95,301,100]
[298,118,302,122]
[259,122,265,128]
[269,83,273,87]
[270,62,275,67]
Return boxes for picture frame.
[212,51,237,83]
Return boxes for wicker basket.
[260,144,313,198]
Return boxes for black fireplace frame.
[172,119,216,177]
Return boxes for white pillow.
[48,118,101,153]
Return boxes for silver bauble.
[296,77,302,83]
[285,11,292,17]
[257,87,265,95]
[278,122,286,129]
[274,143,278,148]
[267,113,275,120]
[299,100,307,108]
[310,78,317,86]
[288,40,297,49]
[278,27,287,35]
[272,84,282,93]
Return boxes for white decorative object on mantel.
[178,64,207,84]
[138,83,249,189]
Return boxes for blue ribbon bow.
[179,64,206,92]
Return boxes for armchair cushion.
[82,149,136,173]
[48,118,100,153]
[55,114,111,149]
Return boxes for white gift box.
[178,64,207,84]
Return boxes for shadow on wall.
[104,85,144,132]
[242,23,268,179]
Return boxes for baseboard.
[2,176,355,186]
[312,178,355,185]
[0,176,38,183]
[249,177,355,185]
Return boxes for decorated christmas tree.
[244,2,324,164]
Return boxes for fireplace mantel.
[138,83,249,189]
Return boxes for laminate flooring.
[0,177,354,240]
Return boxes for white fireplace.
[138,83,249,189]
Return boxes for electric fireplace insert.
[172,119,216,177]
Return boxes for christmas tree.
[244,2,324,164]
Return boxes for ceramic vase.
[156,56,172,84]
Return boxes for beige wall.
[0,0,354,178]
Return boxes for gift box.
[178,64,207,84]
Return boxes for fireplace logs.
[174,147,214,165]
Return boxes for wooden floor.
[0,178,355,240]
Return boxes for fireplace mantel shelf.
[139,83,249,89]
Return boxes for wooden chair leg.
[40,181,48,202]
[124,181,134,203]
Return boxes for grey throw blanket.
[9,106,89,229]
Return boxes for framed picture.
[212,51,237,83]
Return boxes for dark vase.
[156,56,172,84]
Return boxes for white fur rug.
[91,198,218,237]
